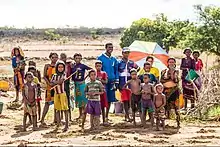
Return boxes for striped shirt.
[85,80,103,101]
[51,73,66,94]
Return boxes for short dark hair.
[130,68,137,74]
[74,53,82,58]
[193,51,200,55]
[60,53,67,58]
[28,66,36,72]
[144,62,151,67]
[25,72,33,79]
[143,73,150,78]
[28,60,36,66]
[183,48,192,54]
[105,43,113,49]
[88,69,96,76]
[146,56,154,61]
[167,57,176,63]
[49,52,58,58]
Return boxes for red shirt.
[96,71,108,85]
[195,59,203,71]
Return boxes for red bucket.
[121,88,131,102]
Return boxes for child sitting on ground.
[82,70,104,131]
[124,68,141,126]
[154,83,166,131]
[140,73,155,128]
[95,60,108,125]
[22,72,37,131]
[51,60,69,132]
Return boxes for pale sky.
[1,0,220,28]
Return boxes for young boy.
[124,69,141,126]
[82,70,104,131]
[51,60,69,132]
[29,61,41,83]
[139,62,157,85]
[153,84,166,131]
[22,72,37,131]
[141,74,155,128]
[95,60,108,125]
[28,66,41,121]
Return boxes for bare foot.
[22,128,27,132]
[33,127,38,131]
[63,127,68,132]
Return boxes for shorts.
[86,100,101,116]
[24,104,37,116]
[45,88,54,102]
[154,107,166,120]
[131,94,141,112]
[54,93,69,111]
[141,99,154,113]
[36,97,42,103]
[100,92,108,109]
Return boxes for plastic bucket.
[115,90,121,101]
[121,88,131,102]
[114,102,123,114]
[0,102,3,114]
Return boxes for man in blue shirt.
[97,43,119,121]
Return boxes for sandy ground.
[0,38,219,146]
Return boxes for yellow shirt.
[138,66,160,78]
[33,76,40,85]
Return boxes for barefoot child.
[71,53,92,120]
[140,74,155,128]
[124,69,141,126]
[51,60,69,132]
[82,70,104,131]
[22,72,37,131]
[28,66,41,121]
[95,60,108,125]
[154,84,166,131]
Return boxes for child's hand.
[141,90,145,94]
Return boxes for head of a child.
[155,84,164,94]
[28,61,36,67]
[14,47,20,56]
[74,53,82,64]
[143,73,150,84]
[49,52,58,64]
[144,62,151,72]
[95,60,102,71]
[25,72,34,83]
[183,48,192,57]
[193,51,200,60]
[89,69,96,81]
[130,68,137,80]
[28,66,36,76]
[55,60,65,75]
[60,53,67,63]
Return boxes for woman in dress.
[161,57,180,128]
[11,47,26,102]
[180,48,196,109]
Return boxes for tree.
[183,5,220,56]
[120,14,170,48]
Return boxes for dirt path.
[0,92,220,146]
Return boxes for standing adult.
[40,52,58,126]
[11,47,26,102]
[60,53,73,121]
[97,43,119,122]
[138,56,160,81]
[118,47,139,121]
[180,48,196,109]
[160,58,180,127]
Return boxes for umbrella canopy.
[128,40,169,71]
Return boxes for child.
[140,74,155,128]
[124,69,141,126]
[22,72,37,131]
[29,61,41,83]
[28,66,41,121]
[82,70,104,131]
[95,60,108,125]
[71,53,92,120]
[193,51,203,90]
[139,62,157,85]
[153,84,166,131]
[51,60,69,132]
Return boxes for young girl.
[124,69,141,126]
[180,48,196,109]
[51,60,69,132]
[11,47,26,102]
[154,84,166,131]
[28,66,41,121]
[82,70,104,131]
[22,72,37,131]
[71,53,92,120]
[95,60,108,125]
[140,74,155,128]
[193,51,203,90]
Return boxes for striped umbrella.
[128,40,169,71]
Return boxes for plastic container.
[114,102,123,114]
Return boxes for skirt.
[74,82,88,108]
